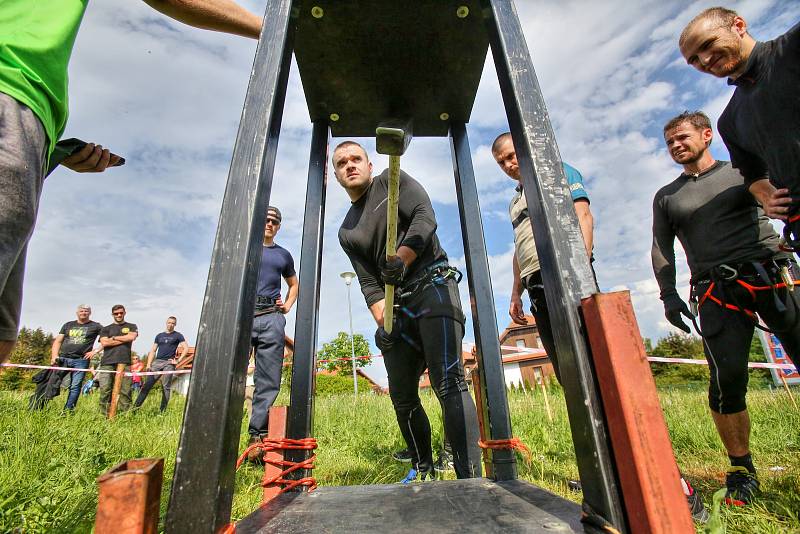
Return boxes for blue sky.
[20,0,799,386]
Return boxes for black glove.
[663,294,693,334]
[375,326,400,353]
[380,256,407,286]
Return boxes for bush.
[315,373,373,395]
[0,327,54,391]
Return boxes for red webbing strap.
[478,437,532,464]
[789,214,800,223]
[697,278,798,316]
[235,437,318,494]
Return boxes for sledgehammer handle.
[384,155,401,333]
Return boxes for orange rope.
[478,437,532,463]
[235,437,318,494]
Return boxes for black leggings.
[696,277,800,414]
[384,278,482,478]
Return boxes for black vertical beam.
[165,1,296,531]
[285,120,329,480]
[449,122,516,481]
[483,0,626,529]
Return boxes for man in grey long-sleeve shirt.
[334,140,481,482]
[652,111,799,507]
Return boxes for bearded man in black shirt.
[652,111,800,506]
[334,141,481,482]
[679,7,800,245]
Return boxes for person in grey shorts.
[0,1,263,364]
[245,207,298,464]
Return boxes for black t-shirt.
[338,168,446,307]
[154,331,186,360]
[58,320,102,357]
[718,23,800,193]
[256,244,295,299]
[99,322,138,366]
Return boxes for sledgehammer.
[375,120,413,334]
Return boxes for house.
[420,314,555,390]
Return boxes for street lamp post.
[340,271,358,397]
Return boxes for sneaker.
[681,477,709,523]
[433,450,454,473]
[724,466,759,506]
[246,436,265,465]
[400,466,435,484]
[392,448,413,463]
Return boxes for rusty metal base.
[236,478,581,533]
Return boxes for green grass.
[0,387,798,533]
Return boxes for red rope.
[235,437,318,494]
[478,437,532,463]
[697,278,798,317]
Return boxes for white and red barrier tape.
[0,362,190,377]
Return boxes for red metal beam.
[262,406,288,503]
[581,291,694,533]
[96,458,164,534]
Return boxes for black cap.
[267,206,282,223]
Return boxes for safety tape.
[0,362,191,377]
[646,356,797,371]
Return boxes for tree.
[0,327,54,390]
[318,332,371,373]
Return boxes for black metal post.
[285,120,329,480]
[483,0,626,529]
[449,122,516,481]
[165,1,296,531]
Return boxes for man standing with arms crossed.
[491,132,593,382]
[652,111,800,506]
[133,316,188,412]
[49,304,101,411]
[333,141,481,482]
[98,304,139,417]
[0,0,263,364]
[245,207,299,463]
[679,8,800,243]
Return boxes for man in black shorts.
[98,304,139,417]
[245,207,298,463]
[679,7,800,244]
[333,141,481,482]
[134,316,188,412]
[652,111,800,506]
[48,304,101,411]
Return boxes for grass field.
[1,386,798,533]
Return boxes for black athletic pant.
[524,270,560,382]
[695,272,800,414]
[384,277,482,479]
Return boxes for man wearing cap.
[245,207,298,463]
[133,316,188,412]
[48,304,102,411]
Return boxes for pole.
[347,281,358,397]
[780,374,798,409]
[383,155,400,333]
[108,363,125,419]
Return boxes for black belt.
[397,260,461,299]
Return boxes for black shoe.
[433,450,454,473]
[392,448,413,463]
[724,466,759,506]
[681,477,709,523]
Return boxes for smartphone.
[46,137,126,176]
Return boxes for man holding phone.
[0,0,263,364]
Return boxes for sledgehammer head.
[376,120,413,156]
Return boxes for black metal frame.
[167,0,627,531]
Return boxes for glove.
[375,326,400,353]
[663,294,693,334]
[381,256,407,286]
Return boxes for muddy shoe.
[246,436,265,465]
[724,466,759,506]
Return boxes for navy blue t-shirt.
[154,331,186,360]
[256,244,295,299]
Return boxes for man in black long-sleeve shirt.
[679,8,800,241]
[334,141,481,482]
[652,111,800,506]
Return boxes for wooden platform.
[236,478,583,533]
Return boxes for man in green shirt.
[0,0,262,363]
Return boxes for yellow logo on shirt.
[121,328,130,334]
